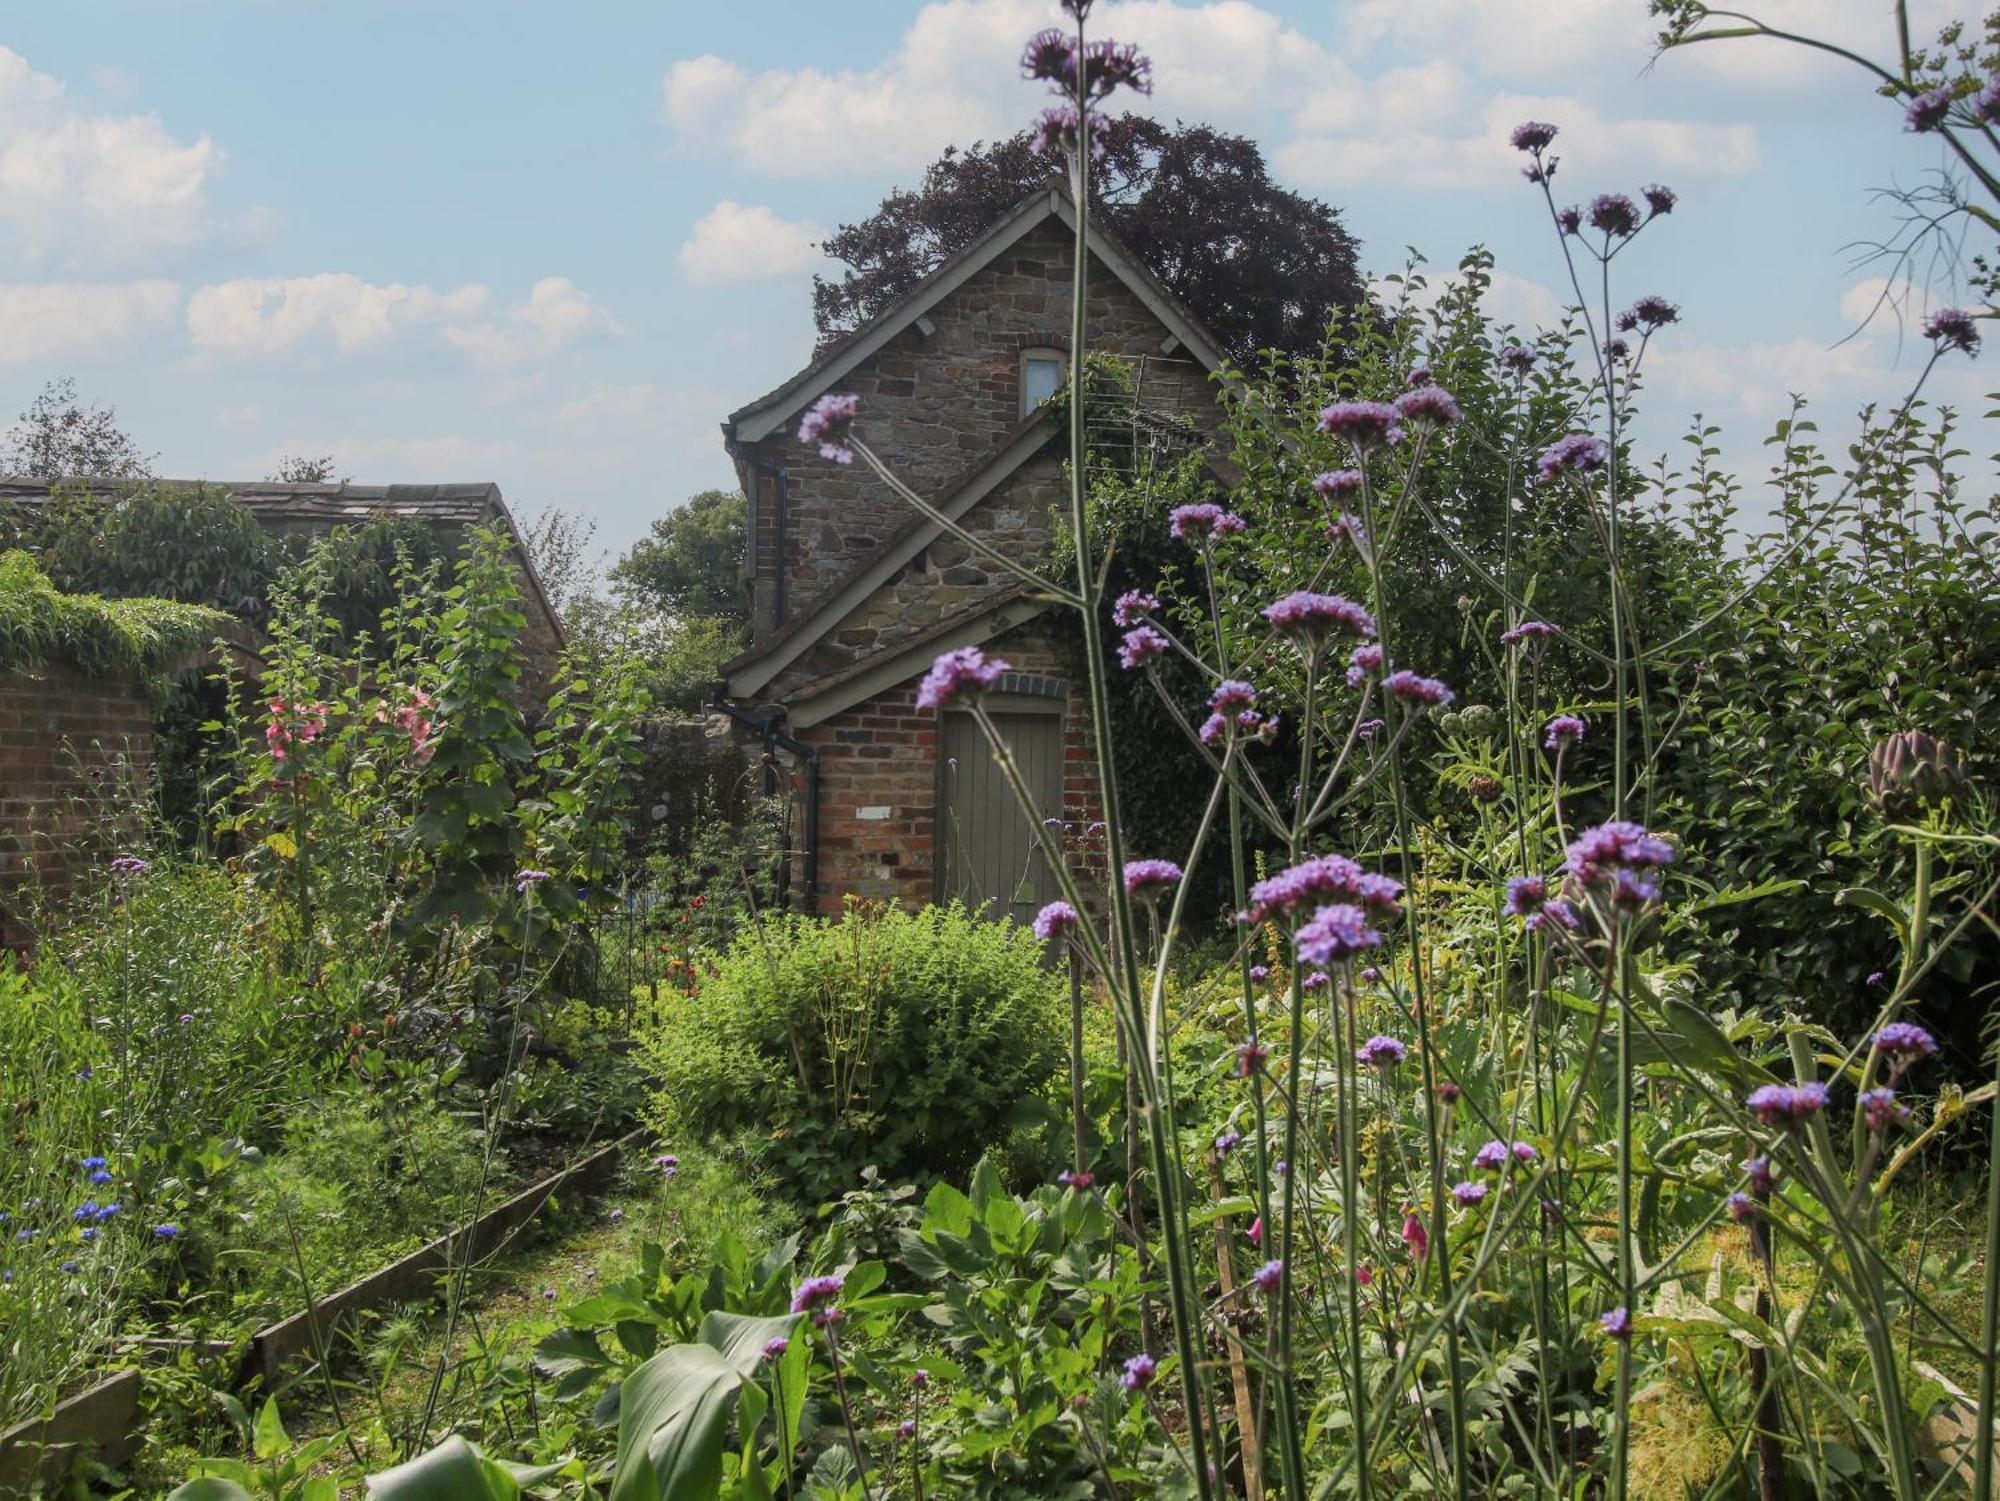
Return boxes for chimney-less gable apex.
[722,188,1228,448]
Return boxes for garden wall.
[0,664,152,951]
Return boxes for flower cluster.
[1859,1087,1908,1131]
[1313,468,1364,501]
[916,646,1010,711]
[1118,625,1168,670]
[1294,904,1383,966]
[514,868,551,896]
[1587,193,1641,237]
[1473,1139,1538,1171]
[1544,713,1586,750]
[108,855,150,877]
[1022,30,1151,101]
[1499,620,1560,647]
[790,1273,845,1315]
[1452,1181,1489,1207]
[1393,385,1463,431]
[1169,502,1246,542]
[798,392,859,464]
[1872,1022,1937,1061]
[1619,295,1679,332]
[1263,590,1376,644]
[377,687,436,763]
[1565,820,1673,910]
[1356,1034,1406,1068]
[1316,400,1403,453]
[1746,1081,1831,1126]
[1924,308,1981,356]
[1243,853,1402,926]
[1033,900,1079,942]
[1500,343,1539,377]
[1905,85,1954,132]
[1534,434,1609,485]
[1385,669,1454,708]
[1112,589,1159,628]
[1123,858,1182,899]
[265,698,329,763]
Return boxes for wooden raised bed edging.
[0,1370,141,1498]
[248,1127,648,1387]
[0,1128,646,1496]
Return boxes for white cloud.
[187,273,489,357]
[443,277,623,372]
[661,0,1339,176]
[0,279,180,364]
[679,200,825,286]
[0,46,221,268]
[1369,263,1565,334]
[239,432,525,482]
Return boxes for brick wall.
[0,664,154,949]
[791,624,1102,914]
[743,218,1219,639]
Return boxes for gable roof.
[0,477,565,648]
[724,187,1228,446]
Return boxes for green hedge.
[0,549,227,680]
[640,900,1064,1202]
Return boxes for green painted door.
[937,702,1065,924]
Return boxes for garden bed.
[0,1129,644,1497]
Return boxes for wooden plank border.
[0,1128,646,1494]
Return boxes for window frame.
[1019,347,1065,417]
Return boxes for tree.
[1,377,154,479]
[269,454,343,483]
[813,118,1365,364]
[609,489,747,622]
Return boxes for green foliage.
[640,901,1064,1200]
[610,490,748,624]
[0,549,227,680]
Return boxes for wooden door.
[937,701,1065,924]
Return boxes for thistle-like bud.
[1467,774,1503,804]
[1867,730,1968,820]
[1455,703,1499,740]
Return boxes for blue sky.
[0,0,1985,559]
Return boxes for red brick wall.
[0,664,153,949]
[793,626,1103,914]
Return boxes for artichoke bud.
[1867,729,1967,819]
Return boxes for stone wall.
[743,217,1218,641]
[0,664,154,950]
[788,623,1101,914]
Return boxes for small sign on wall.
[857,806,893,821]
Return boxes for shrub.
[639,900,1064,1200]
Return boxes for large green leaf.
[365,1435,564,1501]
[609,1345,743,1501]
[165,1481,256,1501]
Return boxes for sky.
[0,0,1989,563]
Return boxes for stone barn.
[717,188,1227,918]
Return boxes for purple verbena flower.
[1121,1353,1157,1390]
[1872,1022,1937,1060]
[1316,400,1403,453]
[108,856,149,876]
[1214,1130,1243,1155]
[1627,295,1679,329]
[1405,363,1434,388]
[1505,874,1549,918]
[1021,29,1074,85]
[1473,1140,1509,1172]
[1394,386,1462,431]
[1535,433,1609,485]
[790,1274,845,1314]
[1303,970,1329,991]
[1033,901,1079,942]
[1123,859,1182,899]
[1262,591,1376,642]
[1451,1181,1489,1207]
[1313,469,1364,501]
[1726,1192,1758,1224]
[1923,308,1981,355]
[1237,1041,1269,1076]
[798,392,859,464]
[1744,1154,1775,1192]
[1499,620,1560,647]
[1511,120,1559,152]
[1529,899,1579,933]
[1979,73,2000,122]
[1243,853,1401,924]
[1210,680,1257,713]
[1860,1087,1907,1130]
[1745,1082,1830,1126]
[1499,344,1539,377]
[1118,624,1168,670]
[1252,1259,1285,1293]
[1346,642,1384,688]
[1544,713,1585,750]
[1565,821,1673,897]
[916,646,1010,711]
[1169,502,1246,542]
[1384,670,1454,708]
[1294,903,1383,966]
[1602,1306,1632,1339]
[1555,205,1582,236]
[1248,964,1270,981]
[153,1223,180,1240]
[1357,1034,1406,1068]
[1074,38,1152,100]
[514,868,551,895]
[1905,85,1954,132]
[1588,193,1641,237]
[1057,1169,1096,1189]
[1112,590,1159,628]
[1642,184,1677,216]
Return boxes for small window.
[1021,349,1064,415]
